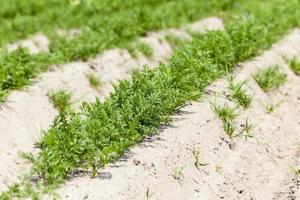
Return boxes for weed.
[215,164,222,175]
[222,120,236,138]
[287,58,300,75]
[192,148,208,170]
[48,90,71,112]
[172,166,185,185]
[264,100,283,114]
[88,73,102,89]
[234,118,255,139]
[289,165,300,176]
[145,187,155,199]
[212,103,238,123]
[253,65,287,92]
[228,77,252,108]
[241,119,255,140]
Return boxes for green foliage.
[253,65,287,92]
[126,41,153,58]
[0,0,297,103]
[2,0,300,198]
[213,103,238,123]
[228,77,252,108]
[28,29,235,186]
[287,58,300,75]
[88,73,102,89]
[136,42,153,57]
[212,103,238,138]
[0,0,232,102]
[23,0,300,187]
[49,90,71,112]
[289,165,300,176]
[222,121,236,138]
[193,148,208,170]
[165,34,187,49]
[264,100,283,114]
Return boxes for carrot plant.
[287,58,300,75]
[49,90,72,112]
[228,77,252,108]
[87,73,102,89]
[213,103,238,123]
[253,65,287,92]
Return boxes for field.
[0,0,300,199]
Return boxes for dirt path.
[54,29,300,200]
[0,17,223,192]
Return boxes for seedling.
[212,102,239,138]
[287,58,300,75]
[264,100,283,114]
[234,118,255,139]
[253,65,287,92]
[241,119,255,140]
[289,165,300,176]
[172,166,185,185]
[145,187,155,199]
[215,164,222,175]
[212,103,238,123]
[192,148,208,170]
[228,77,252,108]
[49,90,71,112]
[222,121,236,138]
[87,73,102,89]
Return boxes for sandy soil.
[0,17,223,192]
[6,33,50,54]
[54,29,300,200]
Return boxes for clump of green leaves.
[287,58,300,75]
[136,42,153,57]
[228,77,252,108]
[241,119,255,135]
[264,100,283,114]
[172,166,185,185]
[289,165,300,176]
[88,73,102,89]
[49,90,71,112]
[234,118,255,140]
[253,65,287,92]
[193,148,208,170]
[212,103,239,138]
[222,121,236,138]
[213,103,238,123]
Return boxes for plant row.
[0,0,239,103]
